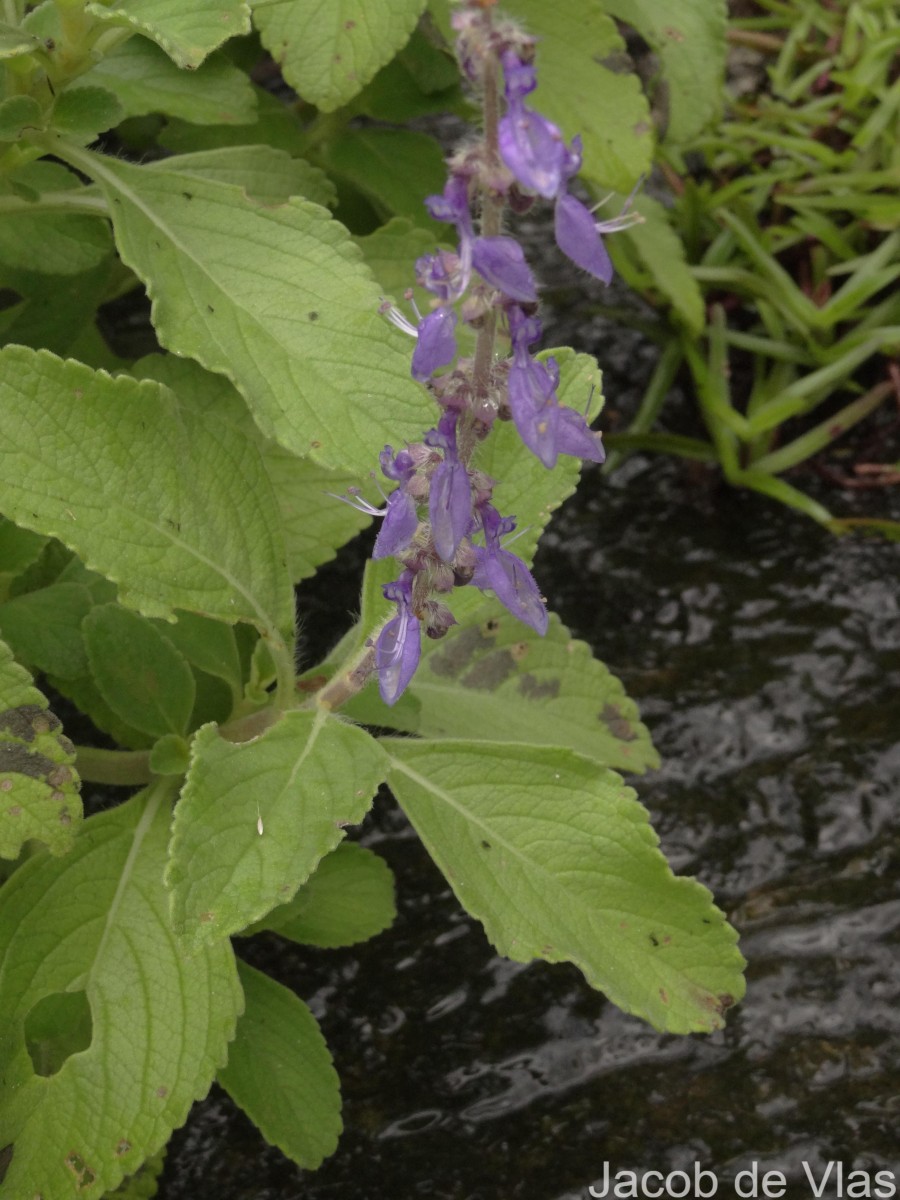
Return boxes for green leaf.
[0,259,114,356]
[0,784,243,1197]
[248,842,396,947]
[130,353,373,581]
[106,1150,166,1200]
[48,670,153,751]
[83,604,196,738]
[85,0,251,68]
[166,710,387,950]
[148,733,190,776]
[353,215,442,305]
[0,20,40,60]
[51,85,124,139]
[505,0,653,193]
[0,94,44,140]
[66,147,430,475]
[159,84,308,157]
[603,0,728,143]
[618,194,704,332]
[350,27,463,121]
[251,0,427,112]
[71,37,258,124]
[0,162,112,276]
[152,145,337,207]
[321,127,447,232]
[0,638,81,858]
[348,605,658,773]
[0,520,46,600]
[0,581,93,679]
[385,739,746,1033]
[218,960,341,1170]
[0,346,294,641]
[150,609,244,701]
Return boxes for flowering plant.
[0,1,742,1195]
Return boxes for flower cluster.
[346,3,638,706]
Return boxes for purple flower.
[426,413,472,562]
[372,489,419,559]
[470,505,548,635]
[498,51,567,199]
[411,306,458,381]
[471,236,537,302]
[376,573,421,705]
[554,191,613,285]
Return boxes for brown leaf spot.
[8,806,21,817]
[659,988,669,1005]
[461,649,517,690]
[115,1140,131,1157]
[0,780,11,791]
[518,673,561,701]
[600,703,636,742]
[344,19,356,28]
[510,641,529,661]
[430,625,494,677]
[310,440,322,449]
[48,766,71,787]
[59,808,71,826]
[155,1086,168,1099]
[297,674,327,694]
[199,912,215,924]
[663,25,685,41]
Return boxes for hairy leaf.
[348,606,658,773]
[72,37,258,124]
[0,784,242,1197]
[85,0,251,68]
[219,961,341,1169]
[167,711,387,949]
[0,346,294,641]
[68,148,429,475]
[83,604,196,738]
[51,85,123,139]
[251,0,427,112]
[152,145,337,207]
[247,842,396,947]
[0,638,81,859]
[385,740,746,1033]
[0,161,112,276]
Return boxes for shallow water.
[157,371,900,1198]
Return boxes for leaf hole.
[25,989,93,1078]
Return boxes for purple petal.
[555,192,613,285]
[372,489,419,559]
[411,307,458,381]
[429,458,472,562]
[376,607,421,705]
[472,236,537,302]
[498,104,567,199]
[555,406,606,464]
[425,175,473,237]
[471,546,548,635]
[380,445,415,482]
[500,50,537,102]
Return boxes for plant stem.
[471,43,502,409]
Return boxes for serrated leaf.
[321,127,446,232]
[351,28,463,121]
[0,161,112,276]
[167,710,387,950]
[130,353,373,581]
[106,1150,166,1200]
[347,605,658,773]
[52,85,123,138]
[0,346,294,642]
[85,0,251,68]
[152,145,337,207]
[68,148,430,475]
[505,0,653,193]
[603,0,728,143]
[251,0,427,112]
[83,604,196,738]
[0,581,93,678]
[385,739,745,1033]
[0,94,44,139]
[0,784,243,1198]
[218,960,341,1169]
[148,733,190,776]
[71,37,258,124]
[248,842,396,947]
[617,193,704,332]
[48,669,153,751]
[0,638,81,858]
[150,609,244,700]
